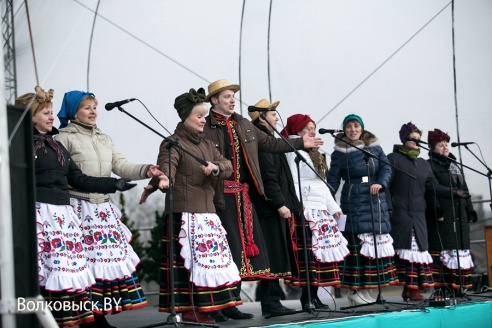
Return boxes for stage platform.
[101,287,492,328]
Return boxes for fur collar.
[333,130,380,153]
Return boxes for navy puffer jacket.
[327,131,392,234]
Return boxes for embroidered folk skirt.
[394,230,435,289]
[284,209,349,287]
[70,198,147,314]
[36,202,96,327]
[159,213,242,313]
[429,249,473,290]
[339,232,398,289]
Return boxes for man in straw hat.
[248,98,299,317]
[203,80,323,321]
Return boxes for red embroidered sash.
[224,180,259,258]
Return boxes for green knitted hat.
[342,114,364,130]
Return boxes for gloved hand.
[388,210,393,219]
[114,178,137,191]
[468,210,478,223]
[452,189,471,199]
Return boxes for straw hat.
[205,79,240,102]
[248,98,280,121]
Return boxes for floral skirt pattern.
[70,198,140,281]
[36,202,95,292]
[179,212,241,288]
[284,210,349,287]
[303,208,350,263]
[70,198,147,313]
[159,213,242,313]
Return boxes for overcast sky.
[11,0,492,218]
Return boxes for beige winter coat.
[56,122,149,203]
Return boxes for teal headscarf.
[58,90,95,128]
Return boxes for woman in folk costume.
[56,90,166,327]
[425,129,476,294]
[16,86,136,327]
[141,88,241,324]
[386,122,470,301]
[327,114,398,306]
[281,114,349,310]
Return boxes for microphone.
[318,128,343,135]
[247,106,275,113]
[105,98,136,111]
[406,136,428,145]
[451,141,474,147]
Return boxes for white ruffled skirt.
[359,233,395,259]
[36,202,95,292]
[440,249,474,270]
[304,208,350,263]
[179,212,241,288]
[395,231,433,264]
[70,198,140,281]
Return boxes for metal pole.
[0,2,16,323]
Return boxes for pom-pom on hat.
[428,128,450,150]
[342,114,364,130]
[399,121,421,144]
[174,88,206,121]
[248,98,280,122]
[280,114,315,138]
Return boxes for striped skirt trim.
[429,250,473,290]
[339,233,398,288]
[394,254,434,289]
[40,288,94,327]
[89,272,147,315]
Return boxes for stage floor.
[101,286,492,328]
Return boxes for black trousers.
[259,280,285,309]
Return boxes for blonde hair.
[78,95,98,110]
[192,103,208,116]
[309,149,328,178]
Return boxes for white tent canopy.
[11,0,492,217]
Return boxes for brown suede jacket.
[153,122,233,213]
[203,109,304,210]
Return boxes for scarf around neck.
[398,146,420,159]
[34,130,65,166]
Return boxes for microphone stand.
[427,145,492,300]
[327,133,415,312]
[461,144,492,212]
[258,112,345,319]
[424,145,473,302]
[111,106,217,328]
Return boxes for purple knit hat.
[399,122,422,143]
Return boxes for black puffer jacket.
[425,152,476,250]
[34,128,117,205]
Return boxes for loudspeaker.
[4,105,38,327]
